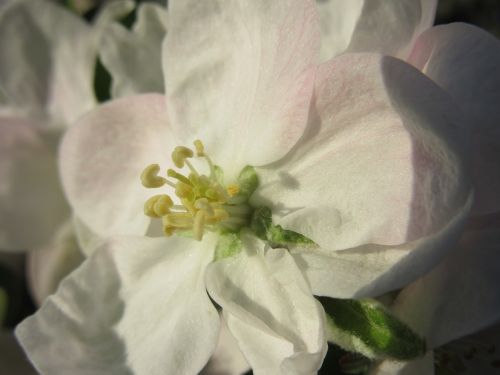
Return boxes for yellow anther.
[144,194,173,217]
[193,210,206,241]
[172,146,194,168]
[141,164,166,188]
[154,195,174,216]
[167,169,192,185]
[194,140,205,156]
[227,184,240,197]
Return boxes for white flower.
[16,0,472,374]
[317,2,500,373]
[0,0,98,252]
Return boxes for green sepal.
[214,231,243,261]
[213,165,225,185]
[237,165,259,199]
[320,297,426,360]
[250,206,315,247]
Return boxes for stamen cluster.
[140,140,250,240]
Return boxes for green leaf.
[214,232,242,261]
[320,297,426,360]
[250,206,315,247]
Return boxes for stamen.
[144,194,173,217]
[141,164,166,188]
[193,210,206,240]
[172,146,194,168]
[194,140,205,156]
[167,169,192,185]
[141,140,253,241]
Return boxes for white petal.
[100,2,167,98]
[16,235,220,375]
[318,0,437,61]
[0,0,96,128]
[317,0,364,61]
[60,94,175,237]
[291,191,471,299]
[206,234,327,375]
[408,23,500,215]
[164,0,320,177]
[391,228,500,349]
[201,315,250,375]
[72,215,103,257]
[27,220,85,306]
[253,54,471,251]
[371,352,434,375]
[0,117,69,250]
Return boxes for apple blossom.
[16,0,474,374]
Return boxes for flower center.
[140,140,251,241]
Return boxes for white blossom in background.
[14,0,475,374]
[0,0,142,305]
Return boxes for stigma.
[140,140,251,241]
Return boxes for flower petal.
[0,117,69,250]
[206,233,327,375]
[318,0,437,61]
[72,215,103,257]
[16,235,220,375]
[408,23,500,215]
[100,2,167,98]
[201,315,250,375]
[164,0,320,177]
[253,53,471,251]
[0,0,96,128]
[291,192,471,299]
[391,228,500,349]
[60,94,174,237]
[27,220,85,306]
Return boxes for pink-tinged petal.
[164,0,320,178]
[0,0,96,128]
[408,23,500,215]
[390,228,500,349]
[206,234,327,375]
[60,94,174,237]
[291,192,471,299]
[27,220,85,306]
[318,0,437,61]
[254,54,471,251]
[16,235,220,375]
[371,352,434,375]
[0,117,69,250]
[100,2,167,98]
[201,315,250,375]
